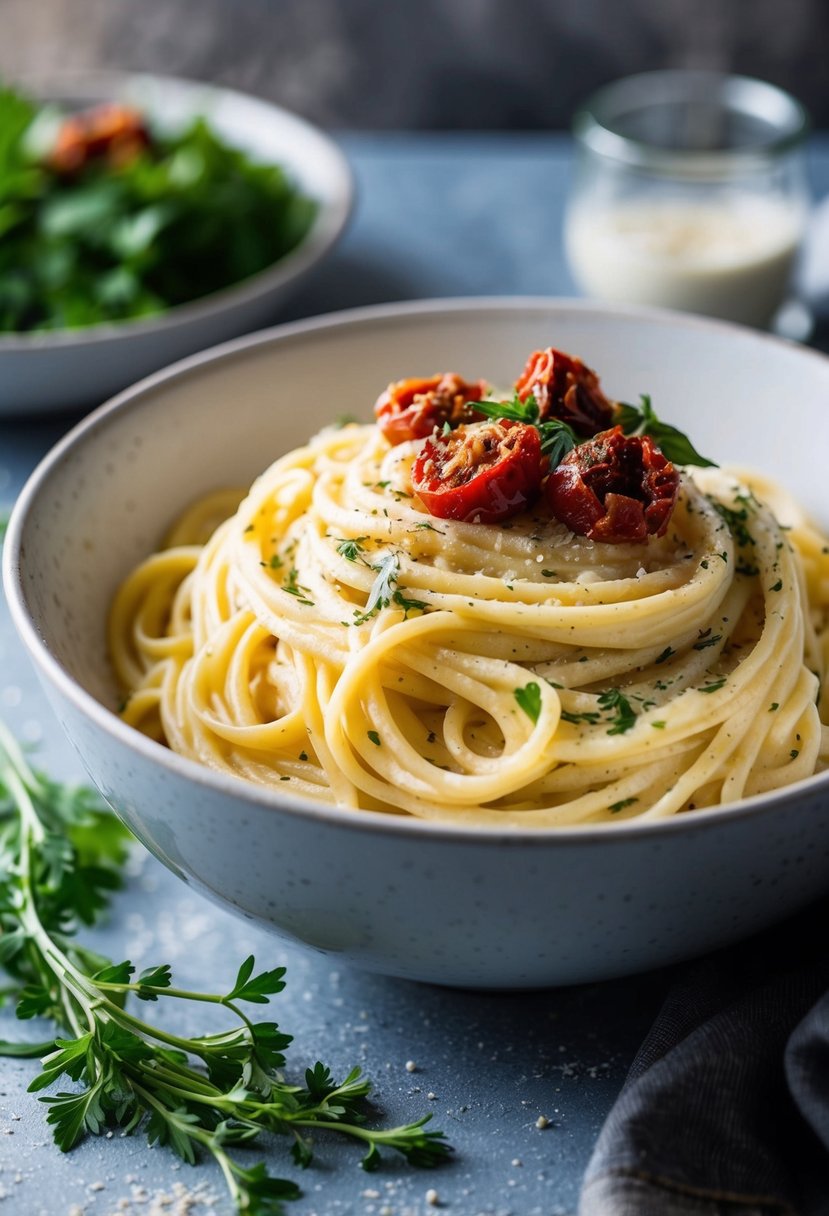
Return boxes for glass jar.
[564,71,809,329]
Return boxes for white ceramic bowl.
[5,299,829,989]
[0,71,352,416]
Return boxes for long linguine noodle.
[109,423,829,825]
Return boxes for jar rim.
[574,71,809,173]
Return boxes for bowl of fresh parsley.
[0,72,353,414]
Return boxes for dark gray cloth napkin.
[579,901,829,1216]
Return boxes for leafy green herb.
[769,579,783,592]
[283,568,314,606]
[560,708,601,726]
[413,521,444,533]
[598,688,637,735]
[651,720,666,730]
[654,647,674,665]
[616,395,716,467]
[609,797,638,814]
[790,749,800,759]
[392,588,429,618]
[335,537,368,562]
[353,553,400,625]
[0,86,316,333]
[693,633,722,651]
[0,721,450,1214]
[769,703,779,712]
[268,553,284,570]
[367,731,381,747]
[711,500,756,548]
[514,682,542,724]
[699,678,727,694]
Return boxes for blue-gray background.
[1,0,828,129]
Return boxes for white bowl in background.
[0,71,353,416]
[5,298,829,989]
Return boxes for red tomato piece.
[515,347,615,436]
[412,420,543,524]
[49,104,151,174]
[374,373,488,446]
[546,426,679,544]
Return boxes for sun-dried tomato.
[48,104,151,175]
[545,426,679,544]
[412,419,543,524]
[515,347,615,437]
[374,373,488,446]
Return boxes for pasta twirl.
[109,423,829,826]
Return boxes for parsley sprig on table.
[0,721,450,1215]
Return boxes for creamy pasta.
[109,419,829,826]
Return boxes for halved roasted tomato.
[515,347,615,436]
[412,420,543,524]
[374,373,488,446]
[545,426,679,543]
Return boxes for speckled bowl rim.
[0,70,354,352]
[6,296,829,845]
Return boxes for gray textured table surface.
[1,132,828,1216]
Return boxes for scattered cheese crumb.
[511,1157,523,1167]
[427,1091,437,1100]
[536,1115,550,1129]
[426,1188,440,1207]
[405,1060,417,1072]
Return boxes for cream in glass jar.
[564,73,809,329]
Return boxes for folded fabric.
[579,900,829,1216]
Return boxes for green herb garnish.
[283,567,314,606]
[335,536,368,562]
[0,722,450,1213]
[598,688,637,735]
[353,553,400,625]
[514,682,542,724]
[616,395,716,468]
[392,588,428,618]
[711,500,756,548]
[699,678,727,694]
[693,633,722,651]
[560,709,601,726]
[609,797,638,814]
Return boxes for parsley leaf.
[392,588,428,618]
[598,688,637,735]
[283,567,314,606]
[514,682,542,724]
[335,536,368,562]
[609,797,638,814]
